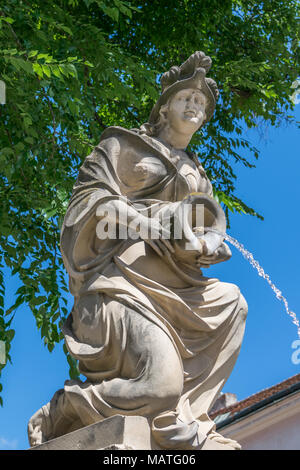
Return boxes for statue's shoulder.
[98,126,165,154]
[98,126,143,147]
[97,127,174,168]
[94,126,152,161]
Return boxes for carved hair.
[140,102,170,136]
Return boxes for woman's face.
[167,88,207,135]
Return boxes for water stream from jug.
[199,227,300,339]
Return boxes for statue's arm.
[95,197,175,258]
[186,157,233,267]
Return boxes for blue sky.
[0,106,299,450]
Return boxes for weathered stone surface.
[30,415,151,450]
[29,414,238,450]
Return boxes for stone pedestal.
[29,414,237,450]
[30,415,151,450]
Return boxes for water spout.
[198,227,300,339]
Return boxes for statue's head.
[141,51,219,137]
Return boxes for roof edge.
[216,380,300,430]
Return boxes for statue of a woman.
[28,51,248,450]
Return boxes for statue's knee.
[223,282,247,314]
[147,386,182,414]
[219,282,248,326]
[223,282,240,299]
[146,367,183,413]
[233,286,248,323]
[229,283,248,320]
[239,293,248,320]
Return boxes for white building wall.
[219,391,300,450]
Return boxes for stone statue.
[28,51,248,450]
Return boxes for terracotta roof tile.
[209,373,300,420]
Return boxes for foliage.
[0,0,299,402]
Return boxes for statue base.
[29,414,236,450]
[29,415,151,450]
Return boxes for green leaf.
[64,63,78,78]
[1,17,15,24]
[101,5,119,22]
[41,322,48,339]
[57,24,73,36]
[28,50,38,58]
[6,330,15,342]
[17,59,34,75]
[33,296,47,306]
[33,63,43,78]
[58,65,69,77]
[42,64,51,78]
[9,57,21,71]
[50,66,62,78]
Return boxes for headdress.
[148,51,219,126]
